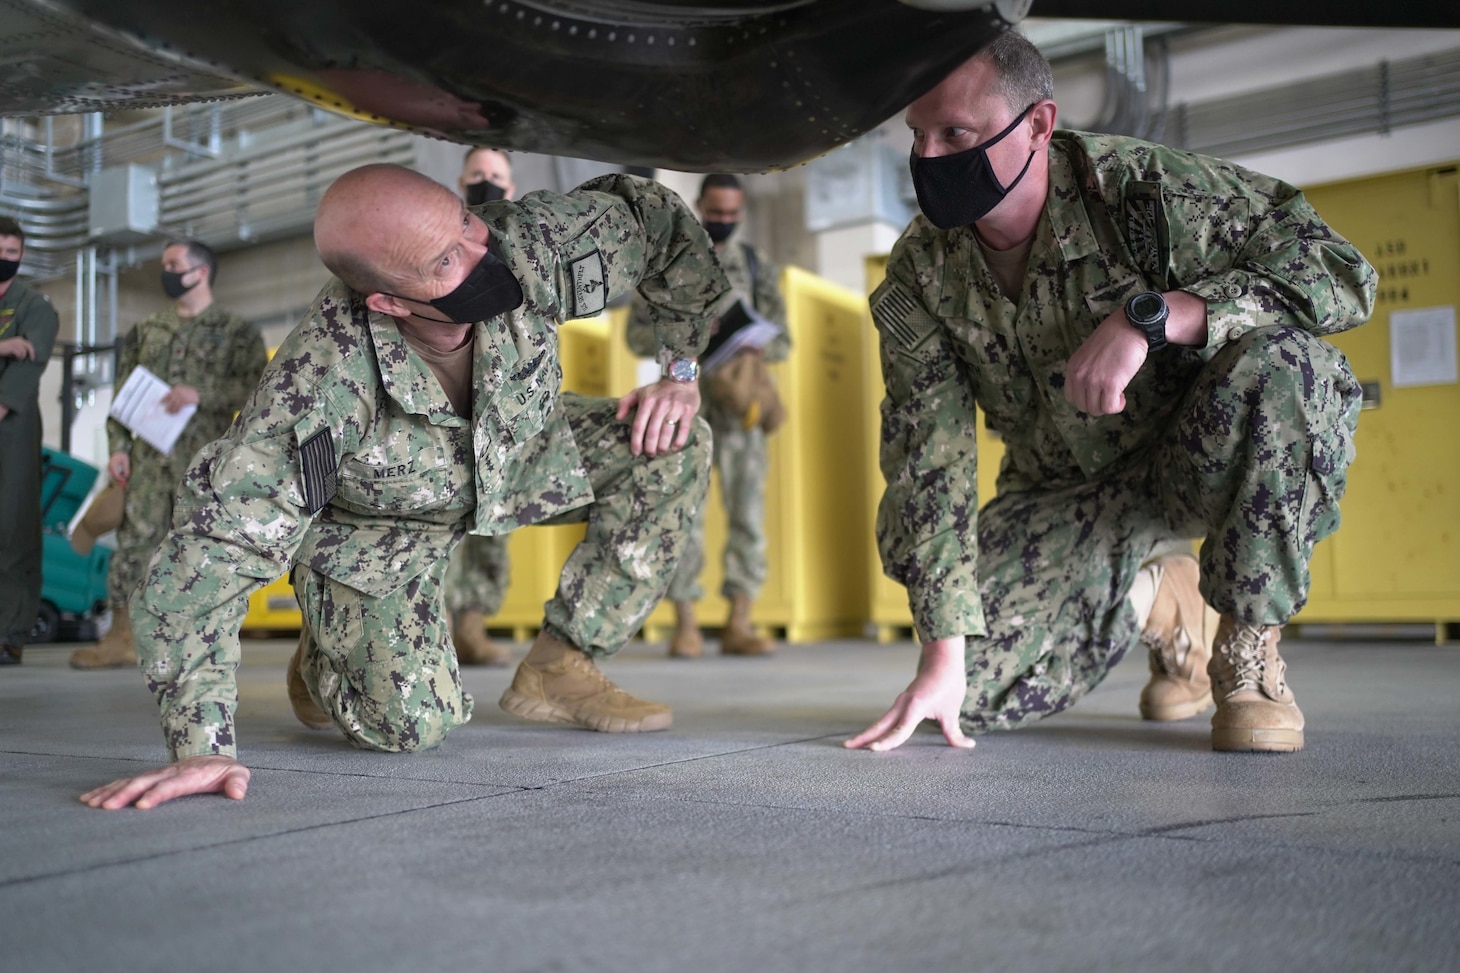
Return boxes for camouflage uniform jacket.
[870,130,1377,642]
[137,174,729,760]
[627,237,791,364]
[107,304,267,473]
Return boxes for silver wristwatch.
[661,355,700,383]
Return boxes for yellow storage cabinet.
[1295,164,1460,637]
[482,314,608,638]
[861,255,1006,642]
[614,269,872,643]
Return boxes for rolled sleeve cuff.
[1184,276,1262,349]
[908,579,986,644]
[161,703,238,762]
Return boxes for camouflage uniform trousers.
[294,394,711,752]
[961,325,1361,734]
[444,533,510,616]
[109,445,185,610]
[664,393,769,603]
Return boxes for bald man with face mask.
[82,164,727,810]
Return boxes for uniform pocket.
[336,444,462,514]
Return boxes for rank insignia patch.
[569,249,607,318]
[1125,181,1170,286]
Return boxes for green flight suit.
[0,279,60,648]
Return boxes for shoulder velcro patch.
[1124,181,1170,285]
[872,283,938,363]
[298,427,338,515]
[568,249,607,318]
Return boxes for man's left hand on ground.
[846,637,977,752]
[617,378,701,457]
[81,755,252,810]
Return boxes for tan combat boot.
[287,638,334,731]
[1208,616,1304,752]
[720,592,774,656]
[669,601,703,658]
[451,610,511,667]
[69,605,137,669]
[499,628,672,732]
[1138,555,1218,721]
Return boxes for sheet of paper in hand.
[107,365,196,456]
[701,299,782,373]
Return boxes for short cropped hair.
[463,145,511,166]
[979,30,1054,114]
[166,238,219,287]
[0,215,24,245]
[698,174,742,197]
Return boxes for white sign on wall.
[1390,305,1458,389]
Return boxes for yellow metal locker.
[1295,164,1460,637]
[620,268,872,643]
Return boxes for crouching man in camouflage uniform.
[82,164,726,808]
[847,33,1375,756]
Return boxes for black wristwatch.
[1125,291,1169,351]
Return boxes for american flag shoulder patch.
[298,427,338,515]
[872,283,938,362]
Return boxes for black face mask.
[0,259,19,283]
[465,181,507,206]
[161,265,202,298]
[383,234,523,325]
[909,104,1036,230]
[703,220,737,244]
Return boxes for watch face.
[670,359,699,382]
[1128,292,1166,327]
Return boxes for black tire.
[31,601,61,644]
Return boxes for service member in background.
[70,240,266,669]
[628,174,791,658]
[0,216,60,665]
[82,163,727,809]
[443,146,520,667]
[848,31,1375,755]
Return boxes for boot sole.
[1139,692,1214,722]
[498,688,672,733]
[1212,727,1304,752]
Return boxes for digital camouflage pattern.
[133,174,728,760]
[0,279,60,646]
[106,306,266,608]
[444,533,510,616]
[870,131,1376,731]
[627,237,788,600]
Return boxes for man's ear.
[365,292,409,318]
[1029,99,1059,149]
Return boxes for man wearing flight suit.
[82,164,725,809]
[0,217,60,665]
[70,239,266,669]
[848,32,1375,755]
[444,146,519,667]
[627,174,790,657]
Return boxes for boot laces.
[1219,624,1280,695]
[1141,620,1190,676]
